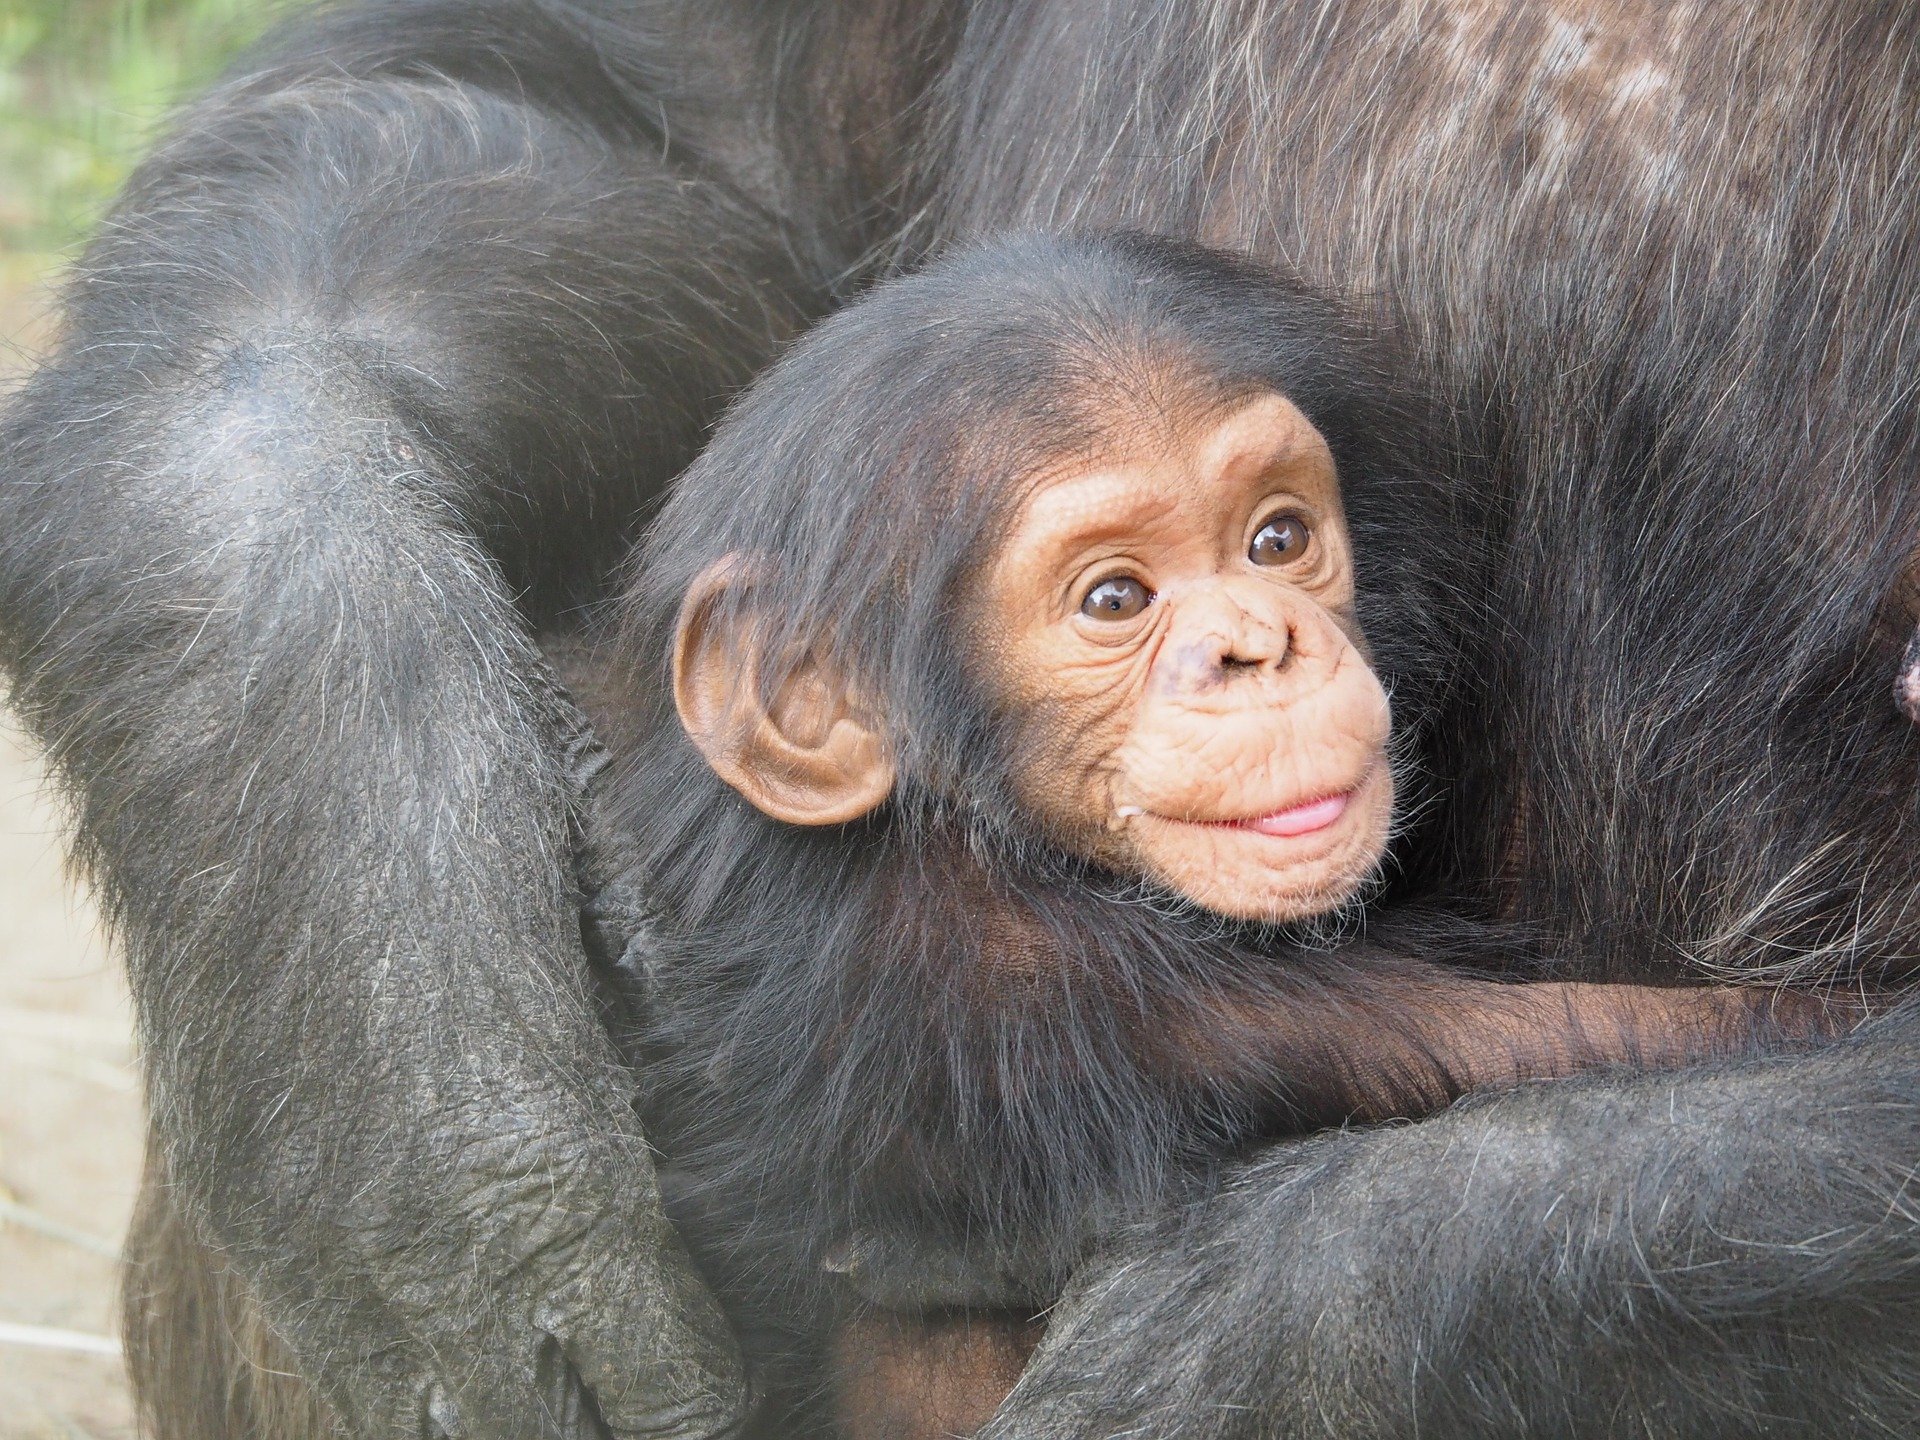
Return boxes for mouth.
[1228,791,1351,838]
[1121,787,1358,839]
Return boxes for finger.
[530,1335,615,1440]
[404,1317,612,1440]
[312,1244,633,1440]
[285,1310,462,1440]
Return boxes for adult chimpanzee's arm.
[988,1005,1920,1440]
[0,13,820,1435]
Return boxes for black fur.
[4,1,1920,1437]
[606,232,1481,1388]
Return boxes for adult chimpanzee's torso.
[887,1,1920,989]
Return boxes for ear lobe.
[673,558,896,826]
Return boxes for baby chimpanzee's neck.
[629,821,1405,1325]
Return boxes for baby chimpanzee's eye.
[1250,512,1312,566]
[1081,576,1152,620]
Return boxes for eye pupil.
[1251,513,1311,565]
[1082,576,1150,620]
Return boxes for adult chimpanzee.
[4,2,1920,1438]
[610,229,1856,1439]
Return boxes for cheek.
[993,636,1160,838]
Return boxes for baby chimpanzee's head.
[624,231,1451,922]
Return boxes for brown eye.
[1250,512,1312,566]
[1081,576,1151,620]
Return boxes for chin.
[1235,866,1377,924]
[1189,858,1375,923]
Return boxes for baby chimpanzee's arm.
[829,977,1864,1440]
[1167,973,1866,1128]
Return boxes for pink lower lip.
[1239,792,1351,838]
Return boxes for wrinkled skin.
[980,392,1394,920]
[685,389,1395,922]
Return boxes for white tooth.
[1116,806,1145,818]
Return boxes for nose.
[1214,610,1293,675]
[1157,585,1328,696]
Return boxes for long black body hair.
[603,231,1488,1366]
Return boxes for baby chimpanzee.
[599,232,1844,1438]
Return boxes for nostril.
[1221,648,1288,674]
[1199,614,1295,677]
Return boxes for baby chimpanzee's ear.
[672,556,896,825]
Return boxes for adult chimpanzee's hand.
[8,382,747,1438]
[0,20,817,1432]
[985,1004,1920,1440]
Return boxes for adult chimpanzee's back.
[3,3,1920,1439]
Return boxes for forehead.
[1011,390,1338,536]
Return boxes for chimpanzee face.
[974,392,1393,921]
[673,383,1392,924]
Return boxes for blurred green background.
[1,0,274,282]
